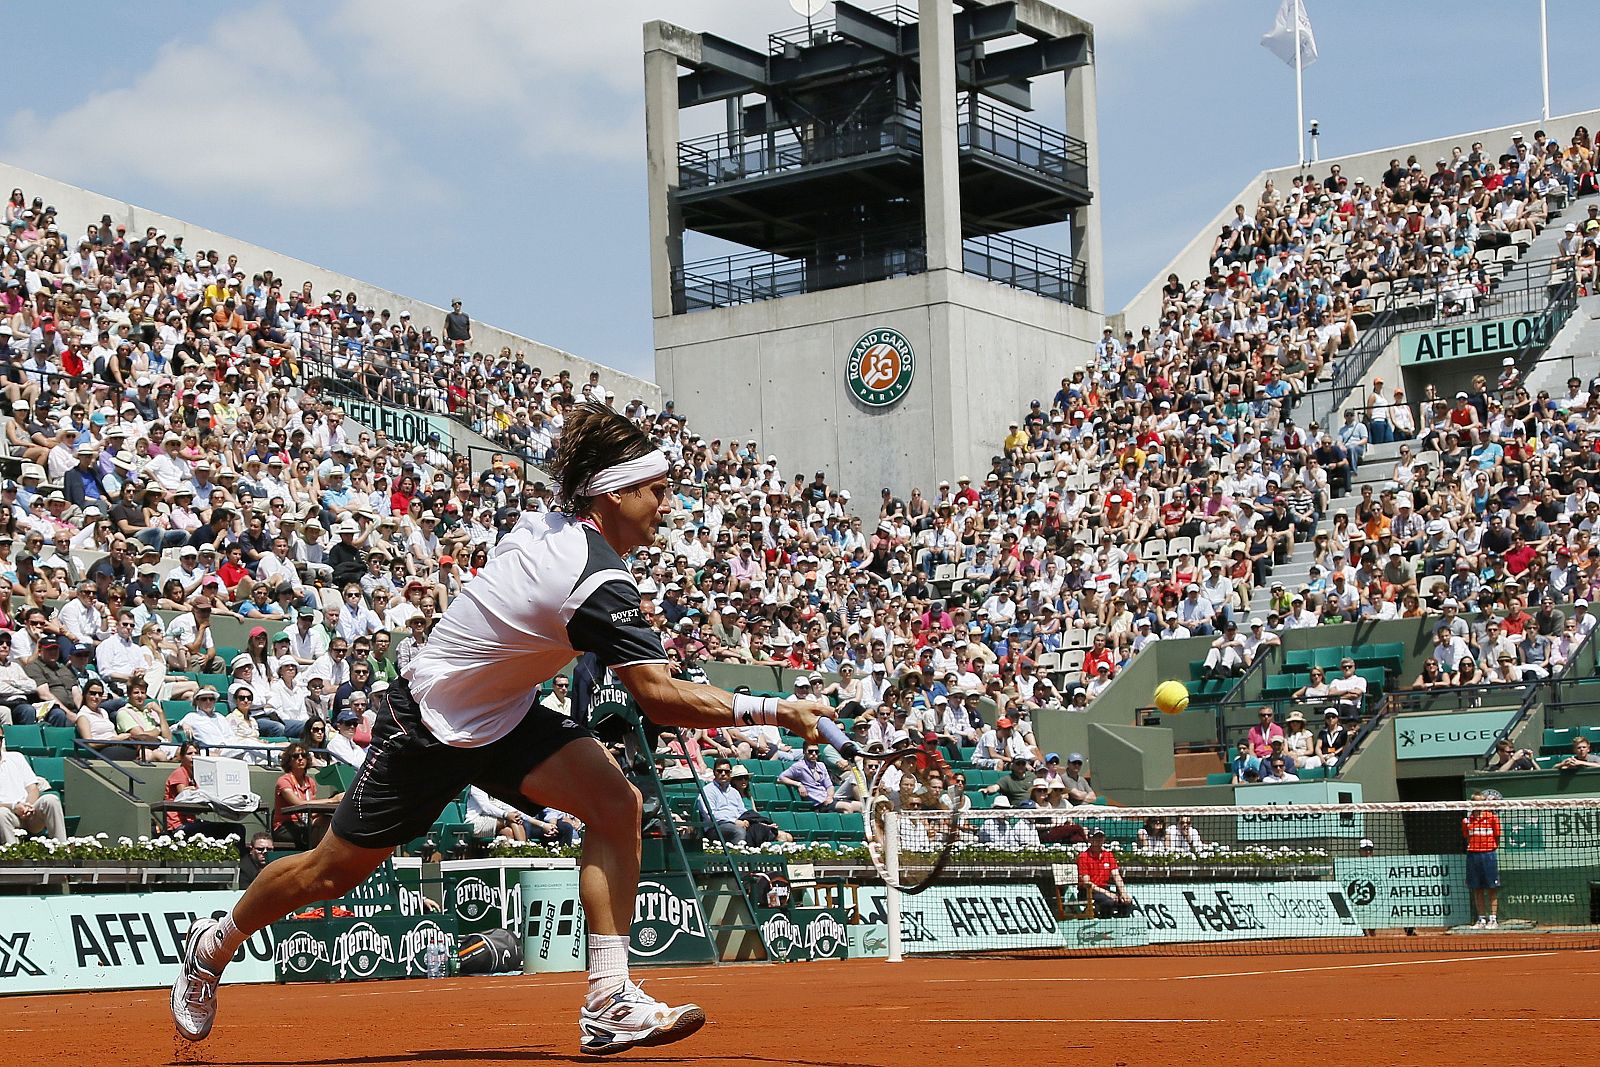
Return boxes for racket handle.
[816,715,858,759]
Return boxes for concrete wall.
[0,161,660,407]
[655,270,1102,503]
[1116,107,1600,335]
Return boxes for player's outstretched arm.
[614,662,834,743]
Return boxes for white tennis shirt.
[406,512,666,746]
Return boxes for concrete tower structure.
[646,1,1105,502]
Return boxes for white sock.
[585,934,631,1008]
[200,913,246,972]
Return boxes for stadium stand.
[2,119,1598,861]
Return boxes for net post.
[884,809,903,963]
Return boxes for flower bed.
[0,831,238,865]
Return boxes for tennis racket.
[815,716,963,894]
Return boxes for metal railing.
[957,96,1089,192]
[1317,257,1578,427]
[678,108,921,191]
[673,225,927,313]
[678,96,1088,196]
[767,4,918,54]
[962,232,1087,308]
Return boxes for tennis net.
[874,797,1600,957]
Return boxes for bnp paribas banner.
[0,891,277,995]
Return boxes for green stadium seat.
[1312,647,1346,671]
[752,782,788,812]
[215,647,240,666]
[2,724,46,756]
[196,673,230,693]
[1356,667,1386,696]
[41,726,77,755]
[316,763,358,793]
[161,700,191,724]
[1544,728,1574,753]
[1205,772,1233,785]
[1263,673,1304,698]
[1284,650,1316,670]
[789,810,822,841]
[31,756,64,792]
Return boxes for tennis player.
[171,403,832,1054]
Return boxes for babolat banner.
[753,908,850,963]
[1398,312,1556,366]
[1335,854,1469,927]
[1394,709,1517,760]
[631,875,715,964]
[858,883,1067,952]
[0,891,276,995]
[273,914,456,983]
[331,395,455,451]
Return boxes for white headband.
[578,450,669,496]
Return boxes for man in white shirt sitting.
[175,687,234,750]
[0,731,66,842]
[95,610,146,692]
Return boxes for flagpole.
[1539,0,1550,122]
[1294,0,1305,167]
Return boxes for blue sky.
[8,2,1596,382]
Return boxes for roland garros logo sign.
[847,327,915,408]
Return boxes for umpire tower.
[646,1,1105,503]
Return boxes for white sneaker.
[1486,915,1499,928]
[1473,916,1489,929]
[579,981,706,1055]
[170,917,221,1042]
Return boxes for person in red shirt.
[217,543,250,591]
[1081,633,1116,678]
[1463,792,1502,929]
[1075,828,1133,916]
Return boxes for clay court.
[13,950,1596,1067]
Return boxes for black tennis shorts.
[330,676,594,849]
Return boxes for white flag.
[1261,0,1318,68]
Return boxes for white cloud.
[3,5,396,208]
[1067,0,1209,40]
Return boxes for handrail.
[1317,254,1576,426]
[1474,613,1600,768]
[70,738,146,796]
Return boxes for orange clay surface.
[9,951,1598,1067]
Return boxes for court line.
[925,950,1574,984]
[1163,950,1564,979]
[924,1017,1600,1025]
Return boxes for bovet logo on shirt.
[610,608,641,624]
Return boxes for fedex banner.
[0,891,276,996]
[1128,881,1364,943]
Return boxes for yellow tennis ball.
[1154,680,1190,715]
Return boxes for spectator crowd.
[0,125,1596,844]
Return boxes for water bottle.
[424,939,447,979]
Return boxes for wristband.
[732,693,778,727]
